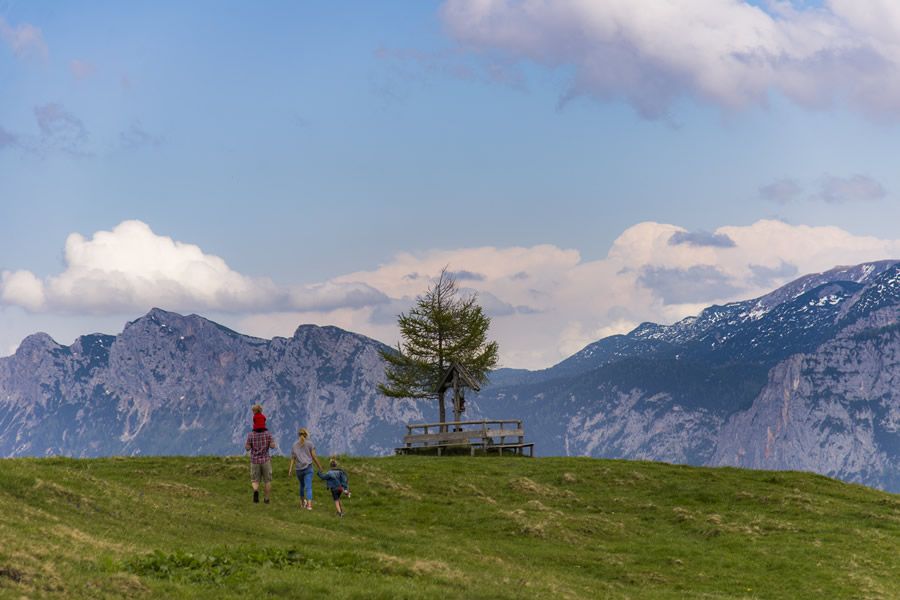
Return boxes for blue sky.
[3,1,900,368]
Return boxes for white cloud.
[0,220,386,316]
[440,0,900,119]
[0,17,47,60]
[0,270,45,311]
[6,219,900,370]
[320,219,900,368]
[558,319,639,358]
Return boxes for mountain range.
[2,260,899,491]
[0,310,422,457]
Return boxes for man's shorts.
[250,461,273,483]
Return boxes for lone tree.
[378,268,499,430]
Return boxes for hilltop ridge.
[0,456,897,599]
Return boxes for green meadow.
[0,455,898,599]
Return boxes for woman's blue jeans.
[296,465,314,500]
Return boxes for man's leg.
[263,462,273,503]
[251,463,260,502]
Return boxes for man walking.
[245,415,276,504]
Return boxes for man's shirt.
[246,431,274,464]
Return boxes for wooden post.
[452,370,461,430]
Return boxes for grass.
[0,455,898,599]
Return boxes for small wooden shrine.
[435,361,480,427]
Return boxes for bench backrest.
[404,428,525,445]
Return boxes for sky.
[3,0,900,369]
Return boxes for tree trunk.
[438,389,447,433]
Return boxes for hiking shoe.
[253,490,259,503]
[264,498,270,504]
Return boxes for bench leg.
[470,446,475,457]
[437,447,442,457]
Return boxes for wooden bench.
[395,419,535,457]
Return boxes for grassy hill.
[0,456,898,599]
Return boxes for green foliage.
[0,455,899,599]
[378,268,499,421]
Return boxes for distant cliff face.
[0,309,424,457]
[710,309,900,491]
[4,261,900,492]
[471,260,900,492]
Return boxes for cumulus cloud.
[0,220,387,316]
[441,0,900,119]
[7,219,900,370]
[0,17,47,60]
[638,265,739,305]
[448,269,486,281]
[464,288,516,317]
[749,261,799,288]
[321,220,900,368]
[0,271,46,312]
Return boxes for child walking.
[317,457,350,517]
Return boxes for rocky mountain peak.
[14,332,61,357]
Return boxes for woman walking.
[288,428,323,510]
